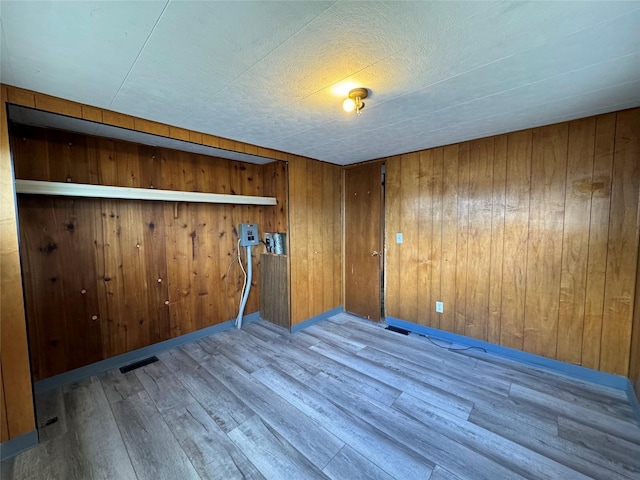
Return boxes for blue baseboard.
[627,381,640,426]
[290,306,343,333]
[386,317,629,390]
[0,429,38,461]
[35,312,261,393]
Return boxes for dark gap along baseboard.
[385,325,410,335]
[119,356,159,374]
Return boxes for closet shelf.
[15,179,277,206]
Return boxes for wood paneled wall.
[0,87,36,441]
[11,124,287,380]
[262,160,289,234]
[288,157,343,325]
[260,253,289,328]
[384,108,640,376]
[631,239,640,401]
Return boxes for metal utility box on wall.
[239,223,259,247]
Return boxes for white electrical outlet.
[396,233,403,244]
[435,301,444,313]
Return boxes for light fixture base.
[348,88,369,100]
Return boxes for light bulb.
[343,98,356,112]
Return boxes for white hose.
[236,245,252,329]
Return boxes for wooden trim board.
[290,307,343,334]
[0,430,38,461]
[15,180,277,205]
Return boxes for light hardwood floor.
[2,313,639,479]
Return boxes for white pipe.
[236,245,252,329]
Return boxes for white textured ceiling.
[1,1,639,165]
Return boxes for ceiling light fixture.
[343,88,369,116]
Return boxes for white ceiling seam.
[108,0,171,106]
[176,1,339,123]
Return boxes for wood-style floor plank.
[393,392,591,480]
[322,445,395,480]
[469,403,637,479]
[509,383,640,443]
[227,415,329,480]
[2,430,93,480]
[309,339,475,419]
[161,401,265,480]
[304,363,528,480]
[134,360,198,413]
[159,350,254,433]
[557,416,640,474]
[252,364,436,479]
[99,368,144,404]
[456,346,630,401]
[61,379,138,480]
[201,352,344,469]
[4,379,137,480]
[3,313,639,480]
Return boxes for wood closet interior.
[10,122,289,380]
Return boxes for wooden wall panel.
[12,125,286,380]
[631,234,640,402]
[260,253,289,328]
[398,153,420,323]
[488,135,508,345]
[523,124,568,358]
[500,130,532,351]
[19,197,104,380]
[288,157,342,326]
[384,157,401,320]
[557,118,596,364]
[383,108,640,375]
[582,114,616,370]
[600,109,640,374]
[0,86,36,441]
[288,157,310,323]
[418,150,434,327]
[331,163,343,306]
[429,148,444,330]
[0,364,8,441]
[308,160,324,317]
[262,161,288,234]
[440,145,459,332]
[322,162,336,309]
[466,138,494,341]
[454,142,470,335]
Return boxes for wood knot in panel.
[40,242,57,254]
